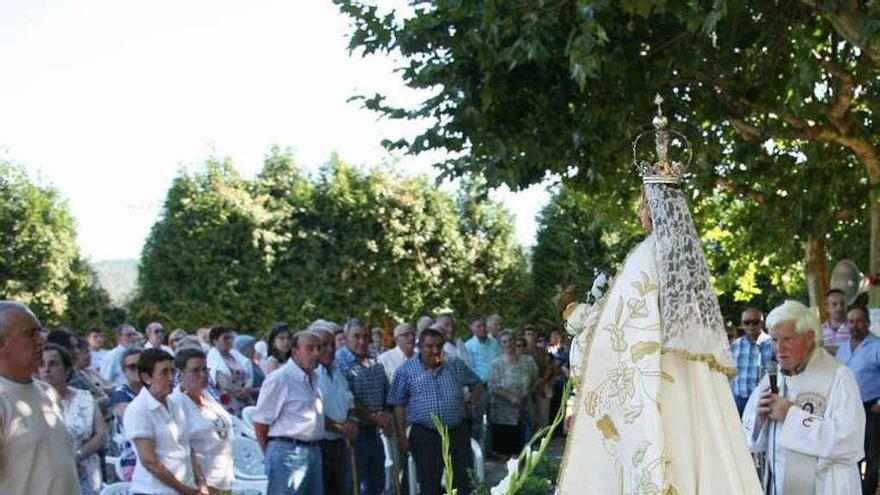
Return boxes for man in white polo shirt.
[253,331,325,495]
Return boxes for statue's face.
[771,321,814,373]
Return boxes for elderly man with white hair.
[742,300,865,495]
[377,323,416,382]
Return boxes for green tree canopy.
[133,148,527,334]
[0,160,114,328]
[335,0,880,306]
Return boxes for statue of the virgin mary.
[555,97,762,494]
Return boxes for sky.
[0,0,550,262]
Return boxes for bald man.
[0,301,78,495]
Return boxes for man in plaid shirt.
[730,307,772,416]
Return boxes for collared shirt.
[464,336,501,381]
[335,346,389,420]
[101,344,127,386]
[836,335,880,402]
[124,387,193,495]
[252,359,324,441]
[377,346,410,383]
[823,321,851,348]
[89,348,108,374]
[315,364,354,440]
[442,339,473,369]
[145,342,174,355]
[388,356,482,429]
[730,332,773,398]
[169,388,233,490]
[0,376,78,495]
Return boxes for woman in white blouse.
[206,326,255,415]
[123,348,206,495]
[39,343,108,495]
[171,348,234,495]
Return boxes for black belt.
[320,438,347,445]
[268,436,319,447]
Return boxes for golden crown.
[632,94,691,185]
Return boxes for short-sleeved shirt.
[836,335,880,403]
[730,333,773,398]
[123,387,193,494]
[377,346,410,383]
[316,364,354,440]
[335,346,389,422]
[0,376,79,495]
[388,356,482,429]
[252,359,324,441]
[102,344,128,386]
[487,355,538,425]
[89,349,109,374]
[170,388,233,490]
[824,321,851,349]
[464,336,501,381]
[108,383,139,476]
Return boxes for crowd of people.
[0,301,571,495]
[3,289,876,495]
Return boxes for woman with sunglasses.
[171,348,233,495]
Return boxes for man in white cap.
[743,299,865,494]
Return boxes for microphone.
[766,358,778,394]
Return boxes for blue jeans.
[265,440,323,495]
[354,426,385,495]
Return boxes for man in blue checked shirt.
[335,318,391,495]
[730,307,772,416]
[389,328,483,495]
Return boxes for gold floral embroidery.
[597,414,620,440]
[630,341,661,362]
[632,270,659,297]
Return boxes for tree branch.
[822,60,856,132]
[797,0,880,67]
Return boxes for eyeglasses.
[742,320,762,326]
[515,343,526,347]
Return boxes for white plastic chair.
[471,438,485,482]
[233,436,267,481]
[241,406,257,428]
[99,481,131,495]
[232,478,268,495]
[113,455,125,482]
[232,415,256,439]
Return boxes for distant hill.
[92,258,138,305]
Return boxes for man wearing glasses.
[102,323,140,386]
[730,307,772,416]
[144,321,174,355]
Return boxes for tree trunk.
[870,173,880,308]
[805,235,830,320]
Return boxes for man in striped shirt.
[730,307,772,416]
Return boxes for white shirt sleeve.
[252,373,289,426]
[779,367,865,463]
[101,348,118,382]
[123,400,154,441]
[741,375,770,453]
